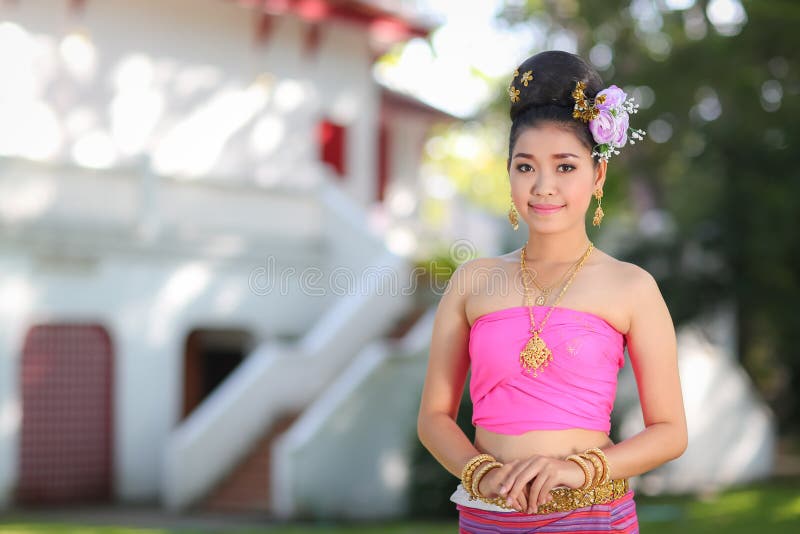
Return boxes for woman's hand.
[476,461,528,512]
[496,455,591,514]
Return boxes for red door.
[17,324,113,504]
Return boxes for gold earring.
[508,197,519,231]
[592,188,604,226]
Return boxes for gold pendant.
[519,331,553,376]
[535,295,546,305]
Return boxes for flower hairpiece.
[572,81,646,161]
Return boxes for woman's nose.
[531,172,556,196]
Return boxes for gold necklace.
[528,255,585,306]
[519,241,594,376]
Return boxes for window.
[318,119,347,178]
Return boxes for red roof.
[231,0,435,44]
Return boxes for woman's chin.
[522,217,578,233]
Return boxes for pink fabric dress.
[469,305,626,434]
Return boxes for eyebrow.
[512,152,579,159]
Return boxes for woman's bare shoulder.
[609,256,658,292]
[442,256,502,305]
[590,248,652,284]
[583,249,661,331]
[450,255,513,281]
[599,253,664,319]
[450,255,517,322]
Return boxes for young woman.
[416,51,687,533]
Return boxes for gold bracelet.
[565,454,593,490]
[585,447,611,485]
[461,453,495,497]
[461,453,494,482]
[578,452,604,488]
[468,460,516,510]
[464,459,494,498]
[471,460,502,498]
[462,454,495,497]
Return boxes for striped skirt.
[456,488,639,533]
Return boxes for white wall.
[0,235,329,503]
[0,0,408,506]
[0,0,379,204]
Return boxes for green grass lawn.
[2,477,798,533]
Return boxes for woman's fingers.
[504,460,547,509]
[527,473,552,513]
[487,467,524,511]
[497,460,526,498]
[514,488,528,512]
[502,461,536,507]
[498,459,528,493]
[494,456,562,513]
[504,476,529,508]
[471,457,563,514]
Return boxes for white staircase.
[270,306,436,519]
[161,177,414,510]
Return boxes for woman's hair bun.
[509,51,604,121]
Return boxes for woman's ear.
[594,159,607,190]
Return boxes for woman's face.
[507,122,606,233]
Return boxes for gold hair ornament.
[508,69,533,103]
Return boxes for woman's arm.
[417,260,533,511]
[417,260,482,479]
[598,265,688,479]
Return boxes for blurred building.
[0,0,455,519]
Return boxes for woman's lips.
[529,203,564,214]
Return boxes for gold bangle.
[461,453,494,481]
[565,454,592,490]
[461,453,495,497]
[471,461,500,498]
[471,460,502,498]
[579,452,603,488]
[464,459,494,498]
[585,447,610,485]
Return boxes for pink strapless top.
[469,305,626,435]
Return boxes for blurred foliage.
[631,476,800,533]
[412,250,460,289]
[419,118,511,216]
[410,249,461,309]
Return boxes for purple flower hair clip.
[572,82,646,161]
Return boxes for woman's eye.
[557,164,575,173]
[517,163,533,172]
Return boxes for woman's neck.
[523,230,592,266]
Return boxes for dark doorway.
[182,328,253,419]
